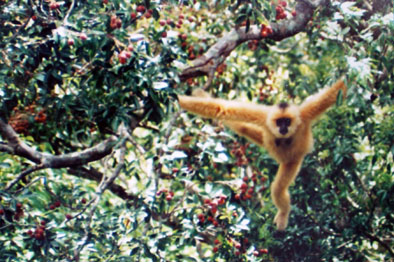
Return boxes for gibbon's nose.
[279,128,288,135]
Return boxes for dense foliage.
[0,0,393,261]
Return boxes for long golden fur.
[178,79,347,230]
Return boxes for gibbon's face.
[267,103,301,138]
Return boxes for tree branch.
[0,118,118,169]
[178,0,328,81]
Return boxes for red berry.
[130,13,137,19]
[49,204,55,210]
[213,246,219,253]
[16,203,23,209]
[67,38,74,46]
[280,1,287,7]
[81,198,87,204]
[137,5,145,13]
[260,248,268,254]
[180,33,187,41]
[242,176,248,182]
[235,243,241,249]
[234,194,241,200]
[253,250,260,256]
[275,5,284,13]
[40,220,46,226]
[79,33,88,41]
[0,209,4,215]
[159,20,166,26]
[54,201,61,207]
[292,10,297,17]
[103,0,108,4]
[49,1,59,10]
[127,44,134,52]
[65,214,72,220]
[27,230,33,236]
[32,15,37,21]
[118,51,128,64]
[240,183,248,190]
[214,239,220,245]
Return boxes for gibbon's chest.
[263,125,313,163]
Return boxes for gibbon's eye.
[276,118,291,135]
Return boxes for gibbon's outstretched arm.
[178,95,269,126]
[223,121,264,147]
[300,79,347,122]
[185,89,266,146]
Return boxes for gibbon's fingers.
[300,79,347,122]
[271,160,303,230]
[178,95,269,125]
[223,121,264,147]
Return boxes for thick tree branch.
[179,0,328,81]
[0,117,118,169]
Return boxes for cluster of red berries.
[157,189,175,201]
[110,15,122,29]
[197,195,228,227]
[0,203,24,221]
[260,24,273,38]
[275,1,287,20]
[235,174,268,201]
[254,248,269,256]
[49,200,61,210]
[27,220,47,240]
[230,142,250,166]
[34,109,47,124]
[118,47,133,65]
[275,1,297,20]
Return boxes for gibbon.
[178,79,347,230]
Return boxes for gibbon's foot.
[274,211,289,231]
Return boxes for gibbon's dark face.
[276,118,292,135]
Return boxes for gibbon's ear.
[300,79,347,122]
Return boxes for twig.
[73,137,127,260]
[63,0,76,25]
[5,163,46,191]
[13,176,47,195]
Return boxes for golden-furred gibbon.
[178,79,347,230]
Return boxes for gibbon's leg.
[223,121,264,147]
[271,159,303,230]
[178,95,269,125]
[300,79,347,122]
